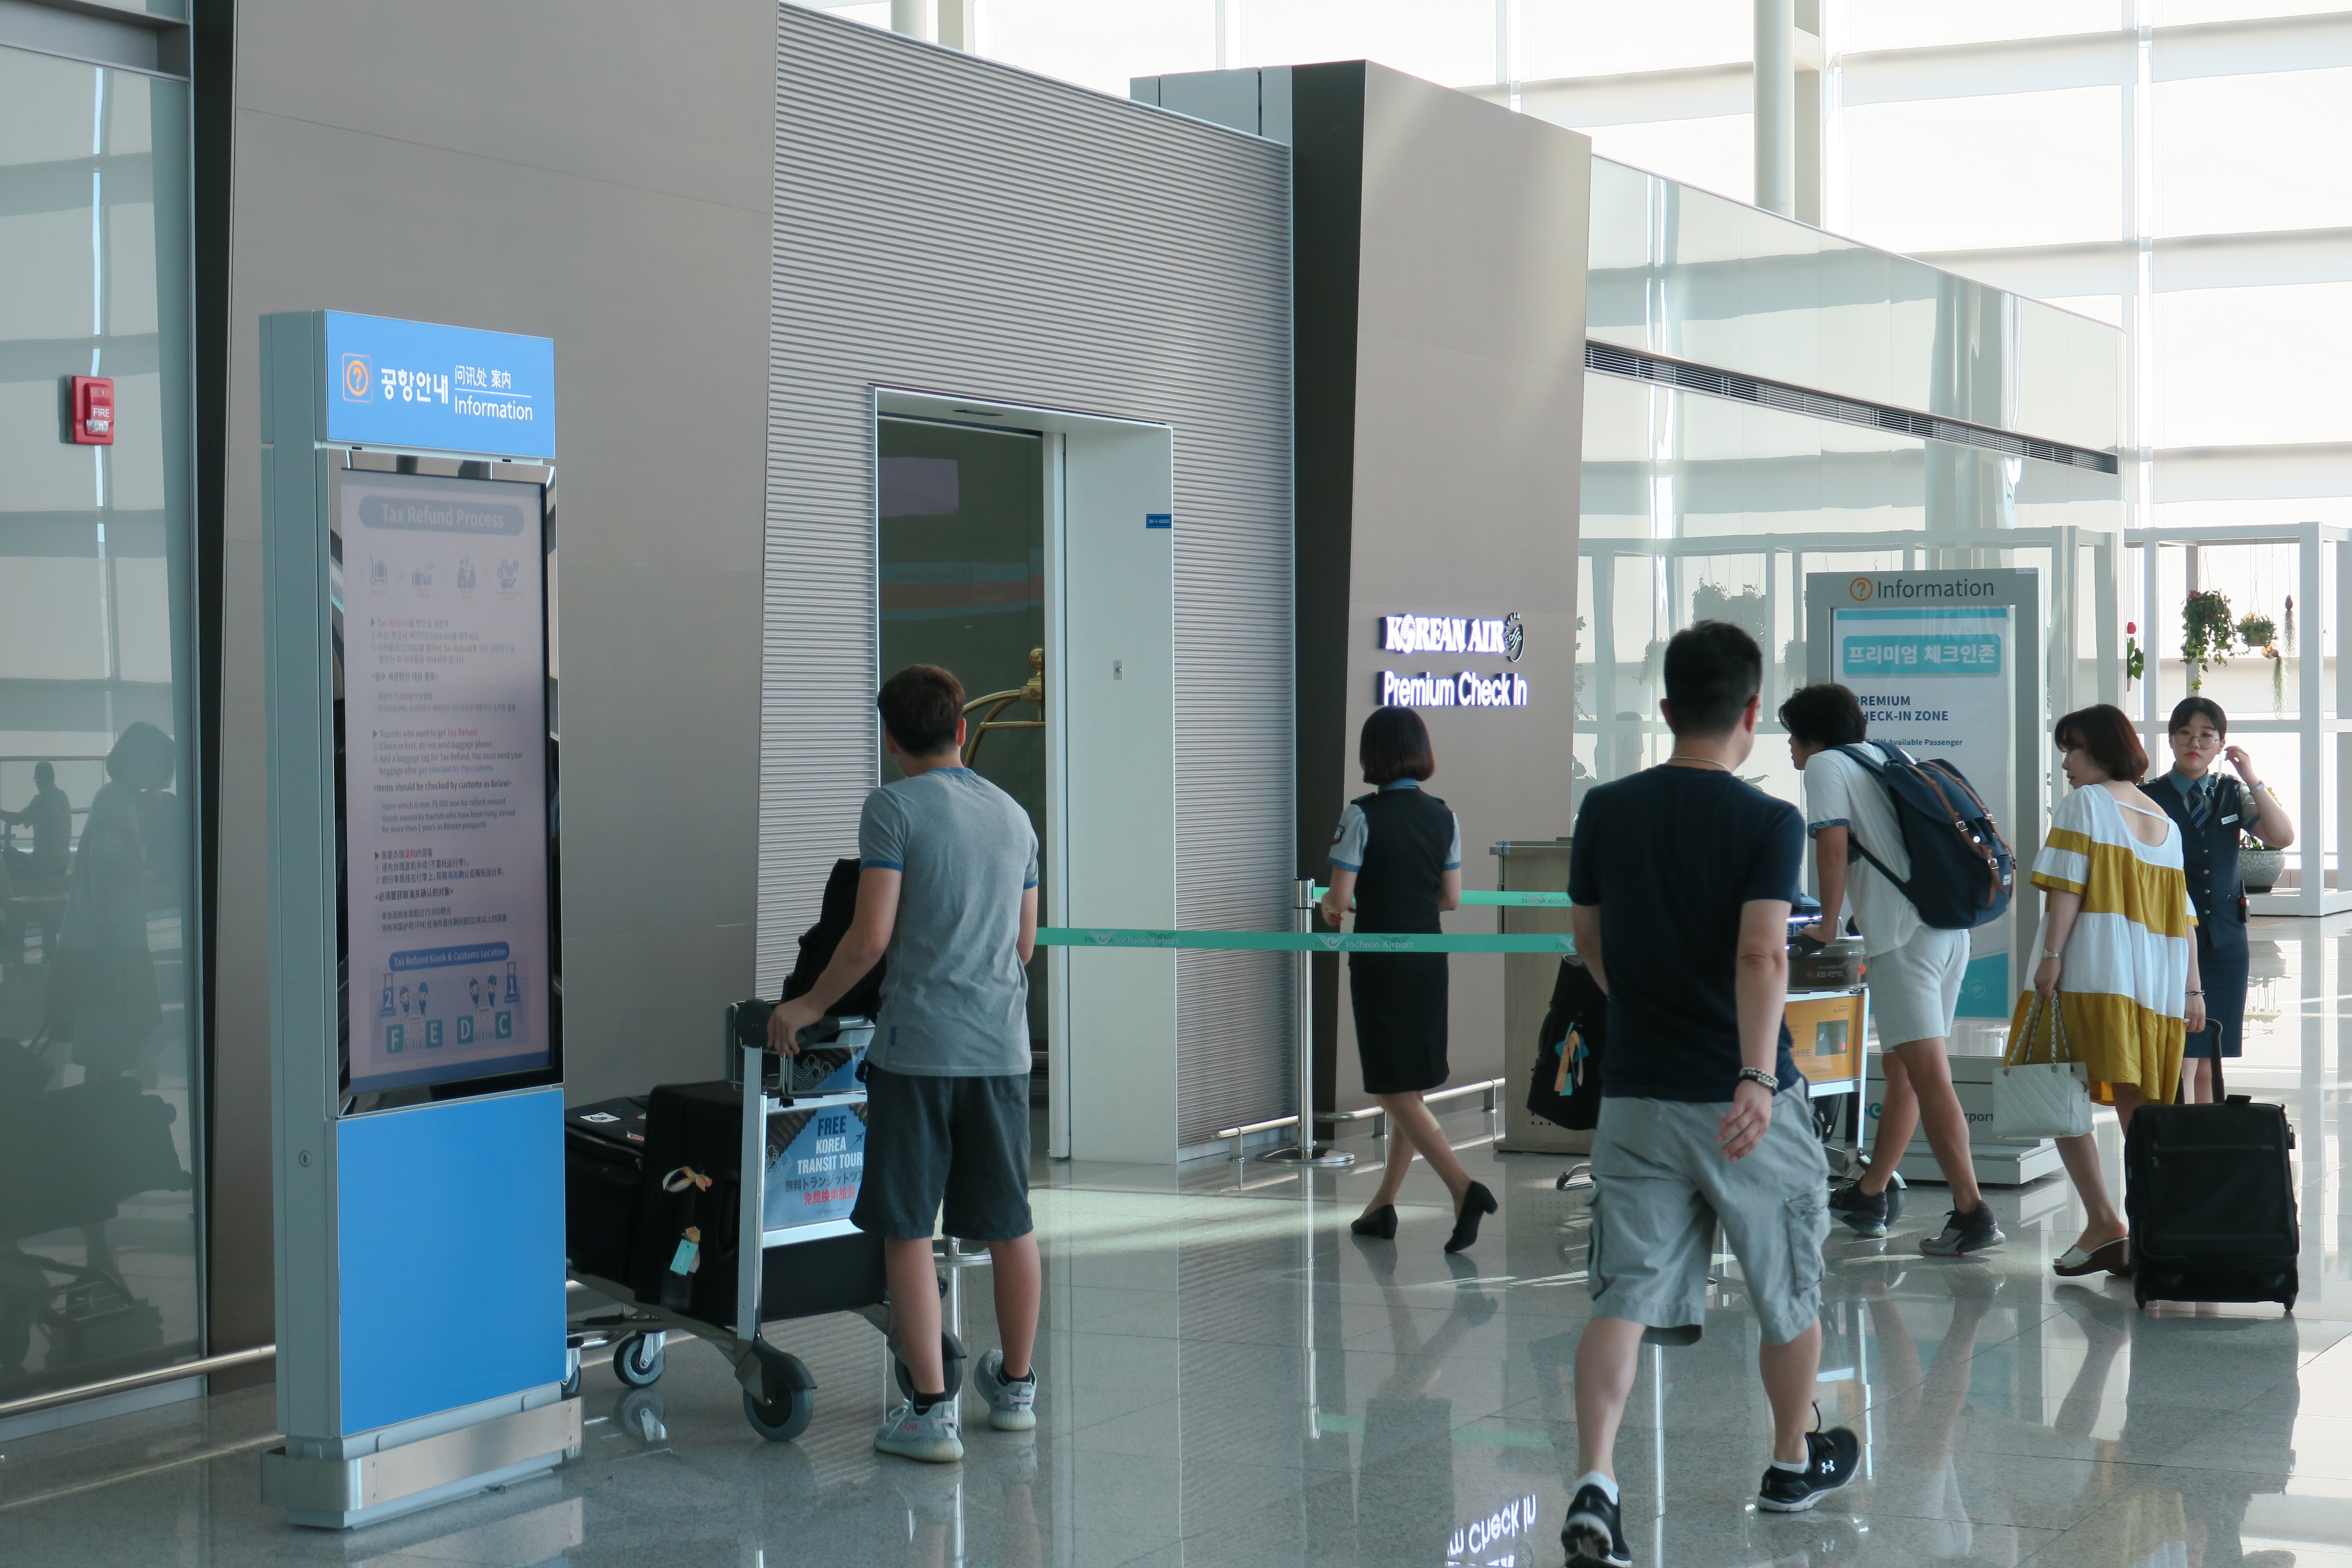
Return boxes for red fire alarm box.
[67,375,115,445]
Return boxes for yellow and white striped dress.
[2013,784,2196,1106]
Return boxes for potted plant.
[2182,590,2235,693]
[2242,832,2286,895]
[2125,621,2144,688]
[2242,777,2288,893]
[2240,612,2282,710]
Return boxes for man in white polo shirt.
[1780,683,2002,1258]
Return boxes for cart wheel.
[743,1384,815,1442]
[743,1344,816,1442]
[613,1331,665,1388]
[894,1329,967,1402]
[560,1347,582,1400]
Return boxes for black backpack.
[1832,744,2014,930]
[781,857,885,1018]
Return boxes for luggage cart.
[564,1016,964,1442]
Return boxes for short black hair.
[1663,621,1762,737]
[1778,683,1867,747]
[1359,705,1434,785]
[2055,703,2148,783]
[877,665,964,756]
[2168,696,2228,740]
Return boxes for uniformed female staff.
[1321,706,1499,1253]
[2149,697,2296,1102]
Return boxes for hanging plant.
[2182,590,2235,693]
[2284,594,2297,655]
[1692,581,1770,649]
[2125,621,2144,688]
[2242,612,2282,710]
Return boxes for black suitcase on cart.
[623,1078,886,1325]
[564,1095,649,1283]
[2125,1094,2299,1311]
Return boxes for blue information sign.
[321,311,556,458]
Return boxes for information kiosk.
[257,312,575,1527]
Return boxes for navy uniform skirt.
[1349,951,1449,1094]
[2185,930,2248,1060]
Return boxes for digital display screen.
[338,469,554,1094]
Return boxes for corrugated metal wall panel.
[763,9,1295,1146]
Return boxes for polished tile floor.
[4,916,2350,1567]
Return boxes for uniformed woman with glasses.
[2148,697,2296,1102]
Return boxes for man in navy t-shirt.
[1558,623,1858,1568]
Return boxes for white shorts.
[1865,925,1970,1048]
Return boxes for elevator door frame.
[874,389,1179,1164]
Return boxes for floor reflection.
[10,913,2352,1566]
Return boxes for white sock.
[1573,1470,1619,1504]
[1770,1455,1808,1473]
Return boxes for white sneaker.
[875,1396,964,1463]
[975,1349,1038,1431]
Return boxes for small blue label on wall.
[322,311,556,459]
[1145,513,1172,529]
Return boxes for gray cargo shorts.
[851,1065,1034,1243]
[1586,1090,1829,1346]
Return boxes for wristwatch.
[1736,1067,1779,1093]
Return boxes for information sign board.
[339,469,551,1092]
[322,311,556,458]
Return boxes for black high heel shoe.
[1351,1205,1398,1240]
[1445,1182,1499,1253]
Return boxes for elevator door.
[876,417,1049,1081]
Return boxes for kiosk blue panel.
[321,311,556,458]
[335,1089,566,1435]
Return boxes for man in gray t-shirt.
[855,767,1037,1076]
[769,664,1041,1466]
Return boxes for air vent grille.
[1584,341,2119,475]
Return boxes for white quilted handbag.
[1993,993,2095,1140]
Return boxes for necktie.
[2187,777,2211,833]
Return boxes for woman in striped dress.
[2021,704,2203,1278]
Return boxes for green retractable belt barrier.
[1310,886,1574,908]
[1035,928,1574,954]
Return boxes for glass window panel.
[1523,0,1752,79]
[2158,0,2347,23]
[1841,88,2123,253]
[1237,0,1495,87]
[983,0,1217,96]
[1577,115,1752,206]
[2155,280,2352,447]
[2040,293,2125,328]
[0,45,199,1404]
[2017,299,2125,452]
[2154,68,2352,238]
[1837,0,2121,53]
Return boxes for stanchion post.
[1264,877,1354,1167]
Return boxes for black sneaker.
[1918,1204,2005,1257]
[1758,1427,1861,1512]
[1562,1482,1633,1568]
[1827,1181,1895,1239]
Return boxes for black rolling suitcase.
[564,1095,650,1282]
[2125,1091,2299,1311]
